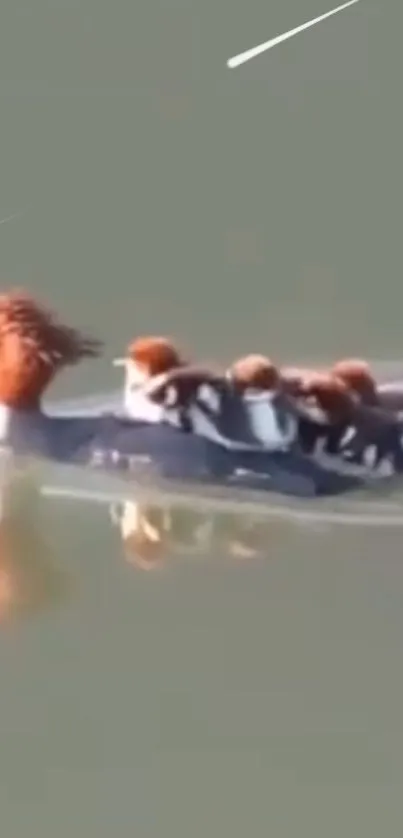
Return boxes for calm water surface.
[0,0,403,835]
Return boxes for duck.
[0,291,230,482]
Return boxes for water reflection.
[109,496,291,570]
[0,461,72,623]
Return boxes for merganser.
[0,294,233,482]
[140,358,295,452]
[227,358,348,455]
[0,292,363,496]
[113,336,186,421]
[135,363,364,495]
[331,357,403,414]
[113,343,297,451]
[288,370,402,472]
[227,354,298,450]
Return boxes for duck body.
[34,407,361,498]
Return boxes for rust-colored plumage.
[0,290,102,408]
[229,354,280,391]
[299,372,354,422]
[330,358,377,404]
[127,336,185,377]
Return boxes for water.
[0,0,403,835]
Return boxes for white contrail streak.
[227,0,361,69]
[0,210,26,227]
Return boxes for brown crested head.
[0,289,102,408]
[229,354,280,392]
[330,358,377,404]
[127,336,185,378]
[299,372,354,423]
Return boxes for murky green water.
[0,0,403,835]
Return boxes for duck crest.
[0,290,102,409]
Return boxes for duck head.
[0,289,102,410]
[0,289,102,454]
[114,336,185,384]
[330,358,378,405]
[228,354,281,393]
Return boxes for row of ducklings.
[0,286,399,477]
[0,288,399,601]
[113,336,403,458]
[0,286,391,424]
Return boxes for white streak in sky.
[0,210,26,227]
[227,0,362,69]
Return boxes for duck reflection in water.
[109,495,289,569]
[0,462,71,623]
[110,500,215,570]
[110,500,171,571]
